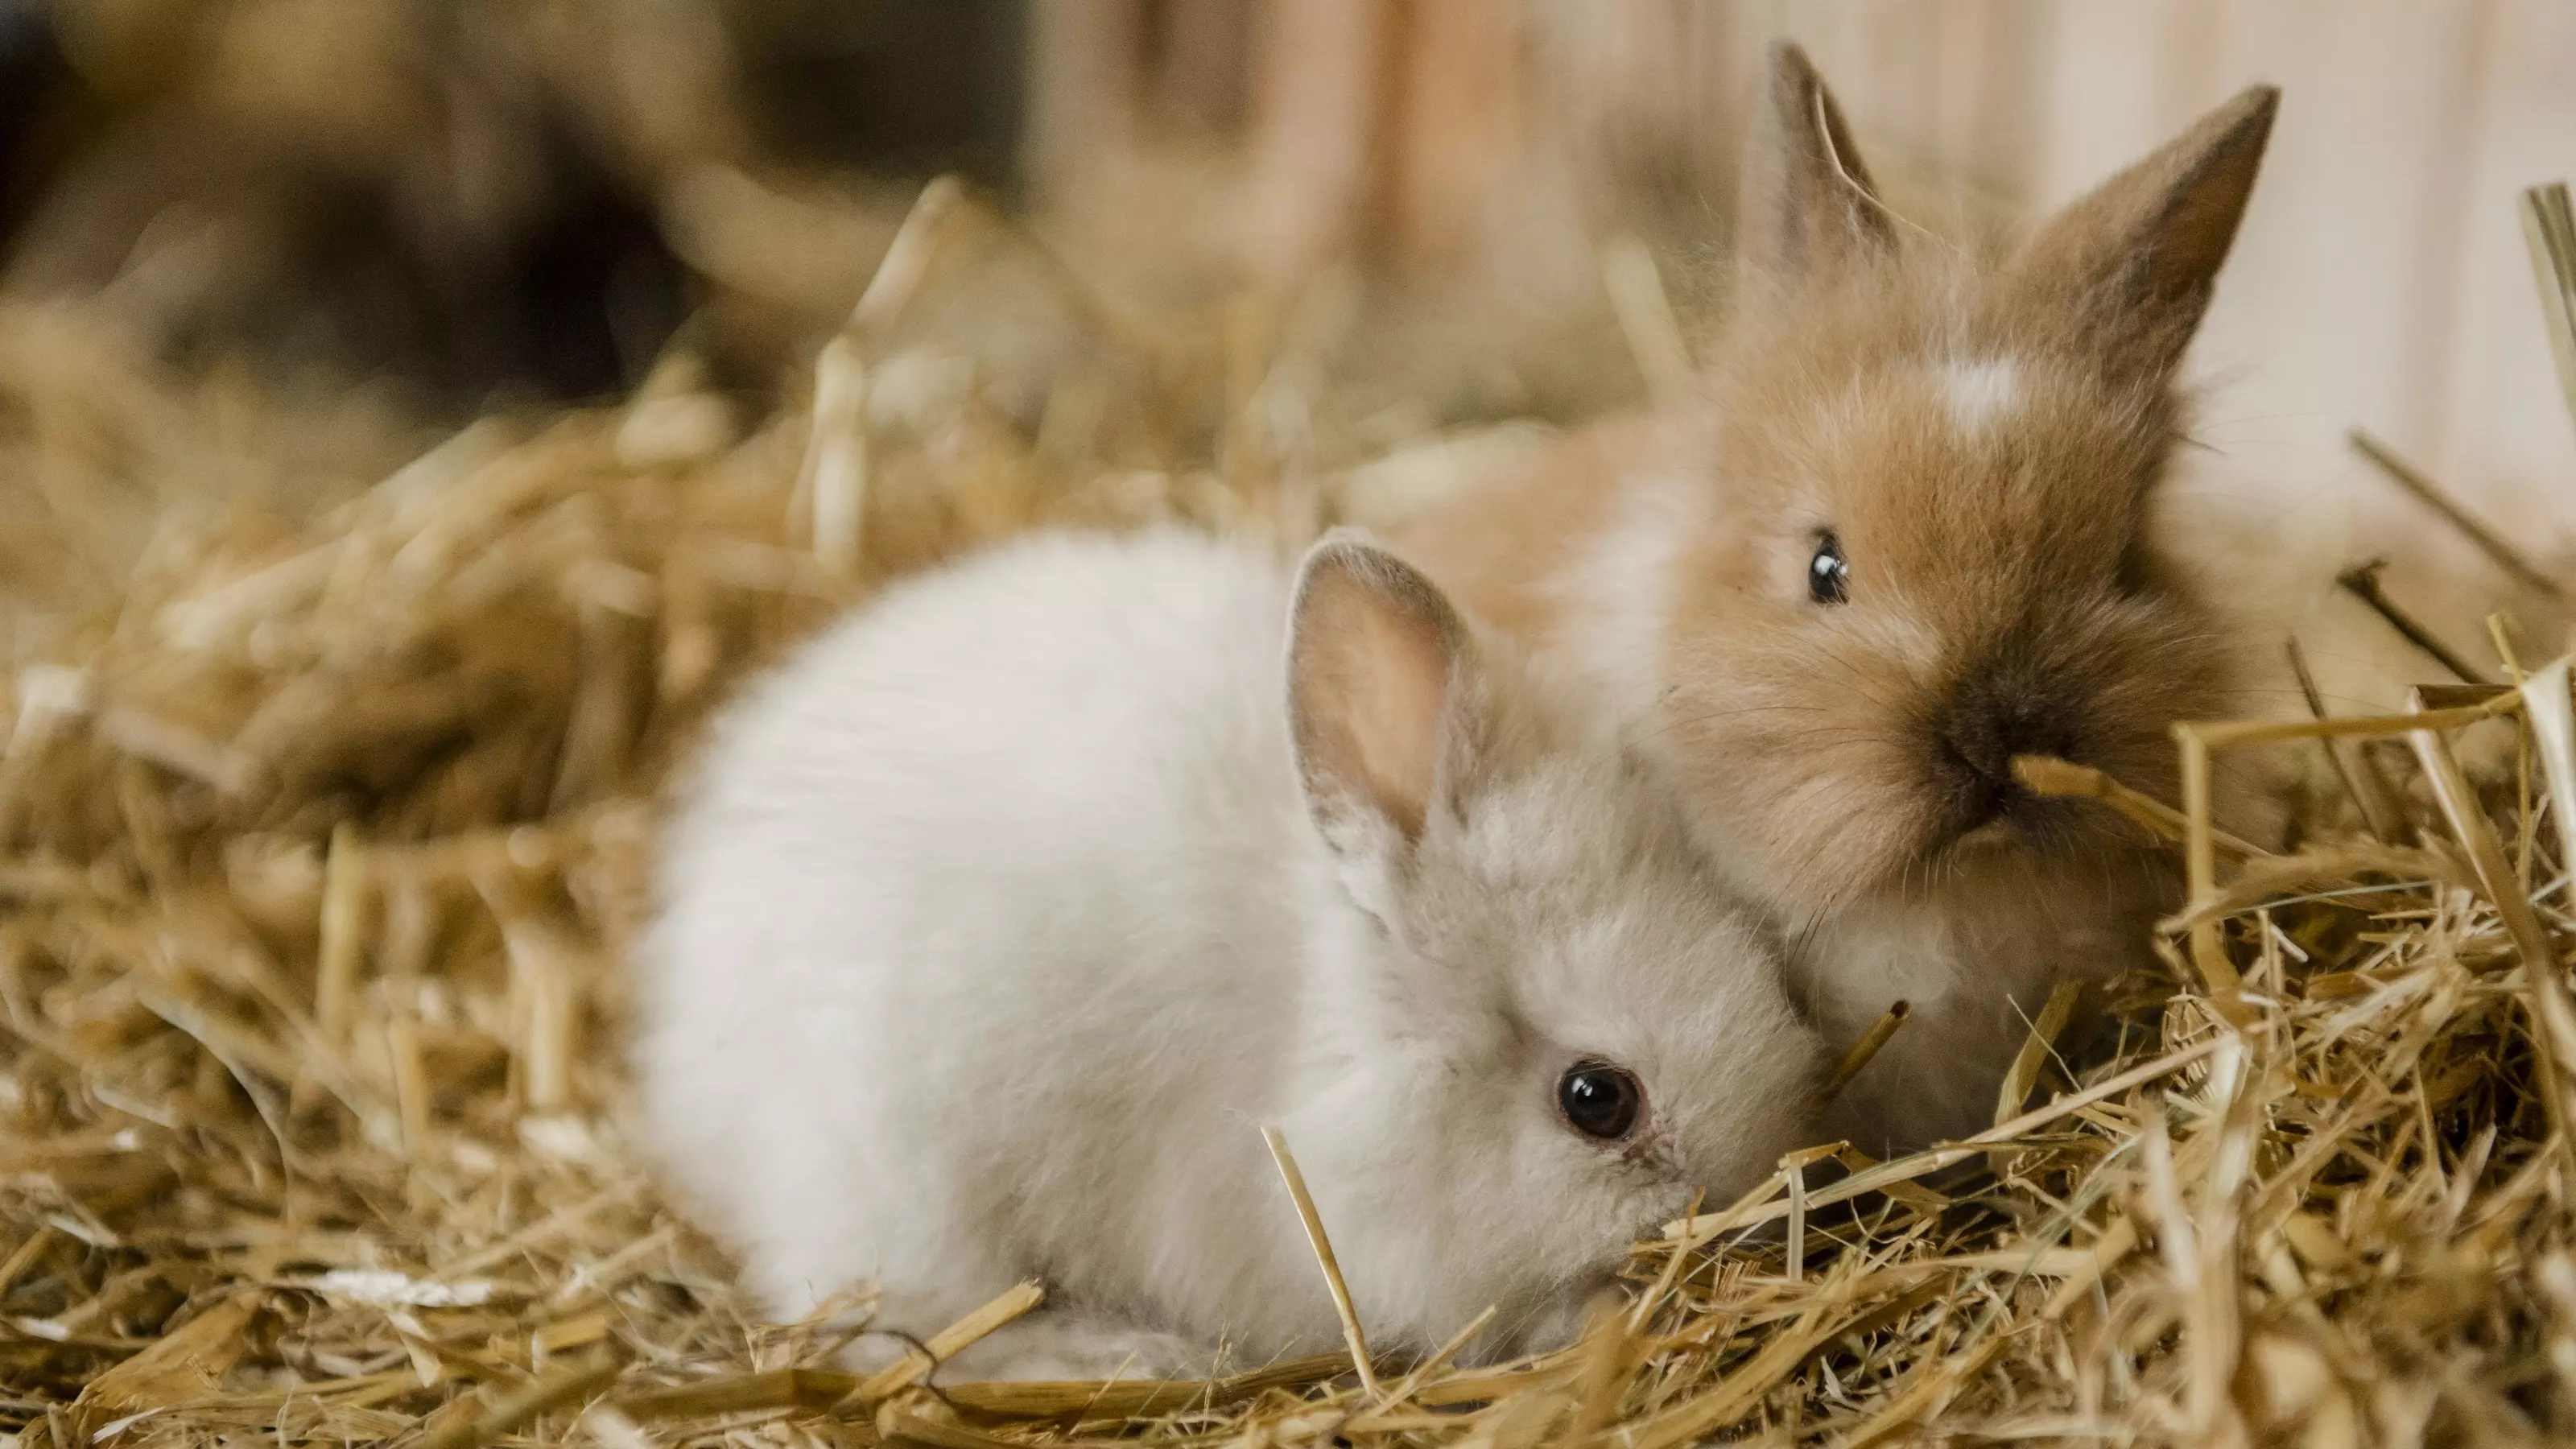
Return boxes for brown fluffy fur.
[1396,45,2281,1150]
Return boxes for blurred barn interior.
[2,1,2574,667]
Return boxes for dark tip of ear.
[1744,38,1891,291]
[2174,85,2282,208]
[1992,79,2279,381]
[1767,39,1821,98]
[2142,84,2280,303]
[1763,39,1879,198]
[2211,84,2282,142]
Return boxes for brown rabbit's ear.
[1996,85,2279,383]
[1287,532,1481,852]
[1739,41,1896,296]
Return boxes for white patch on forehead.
[1937,357,2021,434]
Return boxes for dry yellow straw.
[1665,1035,2229,1241]
[2406,688,2576,1164]
[1601,235,1694,404]
[2190,691,2519,749]
[842,1279,1046,1407]
[1993,980,2084,1129]
[2173,725,2237,993]
[2406,689,2559,975]
[803,337,869,578]
[415,1348,624,1449]
[1361,1305,1497,1420]
[1262,1125,1384,1398]
[314,821,368,1044]
[2349,429,2560,597]
[2521,183,2576,428]
[2521,660,2576,877]
[2489,614,2529,683]
[387,1015,432,1158]
[2337,559,2495,686]
[800,175,972,577]
[2186,1035,2254,1442]
[2286,636,2409,844]
[0,1227,55,1298]
[1828,1001,1911,1092]
[848,175,969,337]
[2013,754,2269,859]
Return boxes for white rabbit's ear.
[1287,532,1480,852]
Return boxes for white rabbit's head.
[1280,533,1827,1356]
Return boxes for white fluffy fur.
[1556,466,1708,727]
[637,528,1824,1379]
[1937,356,2021,433]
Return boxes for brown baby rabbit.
[1397,43,2281,1152]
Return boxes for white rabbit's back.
[638,529,1319,1328]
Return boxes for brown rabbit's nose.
[1934,687,2077,827]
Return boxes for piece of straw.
[415,1350,625,1449]
[2286,637,2409,844]
[1366,1306,1496,1417]
[2488,613,2529,683]
[1600,235,1693,405]
[2013,754,2269,859]
[2521,182,2576,431]
[2408,687,2576,1155]
[1664,1037,2230,1241]
[1784,1158,1808,1283]
[93,704,263,797]
[803,336,869,578]
[1828,1001,1912,1092]
[0,1227,56,1299]
[2189,688,2520,749]
[387,1014,432,1158]
[2174,725,2238,993]
[848,175,970,338]
[840,1279,1046,1408]
[1993,980,2085,1129]
[2336,559,2495,686]
[2186,1036,2253,1442]
[314,822,368,1046]
[1261,1125,1383,1398]
[2520,661,2576,878]
[2348,430,2560,596]
[2407,687,2560,974]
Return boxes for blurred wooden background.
[1023,0,2576,530]
[3,0,2570,551]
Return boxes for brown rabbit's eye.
[1809,533,1850,605]
[1558,1061,1644,1141]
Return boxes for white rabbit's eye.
[1558,1061,1644,1141]
[1809,533,1850,605]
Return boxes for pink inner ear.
[1336,604,1448,841]
[1294,560,1458,846]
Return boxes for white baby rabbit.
[637,527,1826,1381]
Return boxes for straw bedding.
[10,181,2576,1449]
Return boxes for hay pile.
[10,178,2576,1449]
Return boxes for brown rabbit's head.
[1647,45,2277,921]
